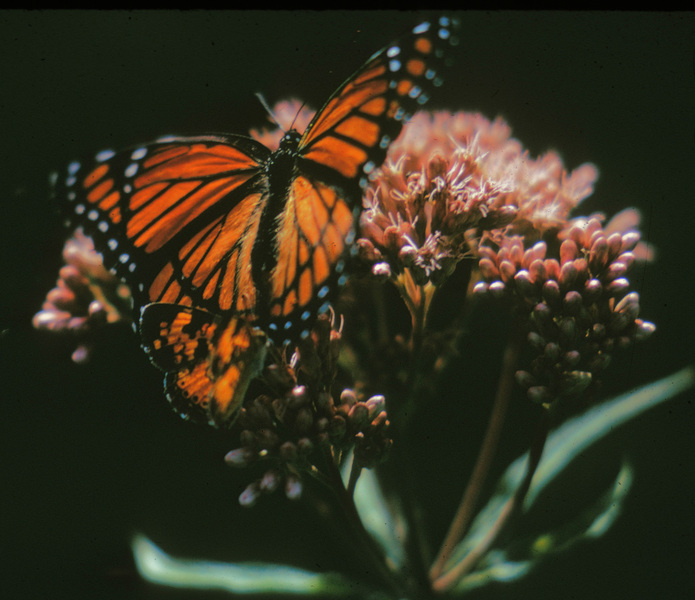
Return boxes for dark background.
[1,10,693,599]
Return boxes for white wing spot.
[96,149,115,162]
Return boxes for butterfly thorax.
[265,130,302,188]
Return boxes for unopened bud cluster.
[225,314,392,506]
[473,215,655,405]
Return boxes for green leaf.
[352,463,407,571]
[454,461,634,593]
[443,365,694,586]
[131,533,386,598]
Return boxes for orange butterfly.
[53,17,458,425]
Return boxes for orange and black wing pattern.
[52,17,458,423]
[55,134,270,316]
[299,17,458,187]
[264,16,459,338]
[140,303,266,426]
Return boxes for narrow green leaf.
[132,533,381,597]
[524,366,693,509]
[345,452,407,571]
[444,365,694,576]
[455,461,633,593]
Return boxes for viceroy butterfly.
[52,16,459,425]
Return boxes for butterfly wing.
[56,134,270,314]
[298,17,458,187]
[140,302,220,423]
[265,17,459,338]
[140,303,266,426]
[206,312,268,427]
[264,174,354,340]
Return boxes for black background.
[1,10,693,599]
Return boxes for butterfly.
[53,16,459,425]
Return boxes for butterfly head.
[277,129,302,153]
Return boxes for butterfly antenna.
[288,100,308,132]
[255,93,285,133]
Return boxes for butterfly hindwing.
[140,302,220,423]
[206,313,268,427]
[140,302,266,425]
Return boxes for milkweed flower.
[355,111,599,336]
[358,111,598,287]
[32,228,133,363]
[356,110,654,407]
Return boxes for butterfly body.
[54,16,459,424]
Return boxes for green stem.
[429,325,524,580]
[431,409,549,592]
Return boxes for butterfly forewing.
[299,17,458,187]
[58,135,269,309]
[266,176,353,338]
